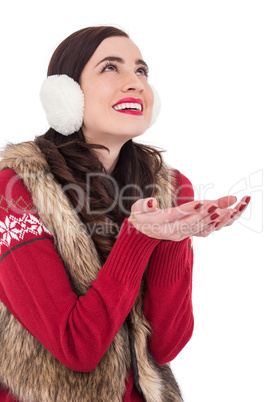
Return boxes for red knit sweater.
[0,168,194,402]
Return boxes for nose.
[121,72,145,93]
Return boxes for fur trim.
[0,142,182,402]
[40,75,84,135]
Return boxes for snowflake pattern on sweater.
[0,213,51,254]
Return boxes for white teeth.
[113,102,142,111]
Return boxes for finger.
[185,196,236,218]
[174,200,205,214]
[213,210,233,230]
[194,196,237,228]
[216,195,237,209]
[167,200,219,221]
[130,197,158,215]
[198,195,251,231]
[194,220,218,237]
[188,207,228,234]
[165,204,222,238]
[224,195,251,227]
[195,207,232,236]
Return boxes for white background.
[1,1,267,401]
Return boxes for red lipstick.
[113,97,143,116]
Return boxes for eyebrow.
[95,56,148,69]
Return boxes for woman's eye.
[136,67,149,77]
[102,64,117,73]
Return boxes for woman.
[0,26,250,402]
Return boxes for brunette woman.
[0,26,250,402]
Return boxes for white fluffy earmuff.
[40,75,84,136]
[40,75,160,135]
[148,85,161,129]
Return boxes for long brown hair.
[35,26,166,264]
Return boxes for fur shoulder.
[0,141,49,174]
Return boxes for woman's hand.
[128,195,251,241]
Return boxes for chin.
[116,124,149,139]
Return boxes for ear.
[40,75,84,135]
[148,85,161,128]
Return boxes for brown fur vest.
[0,141,183,402]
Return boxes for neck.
[93,145,122,174]
[82,129,132,174]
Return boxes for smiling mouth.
[112,101,143,116]
[113,102,143,112]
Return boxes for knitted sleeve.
[143,170,195,364]
[0,168,161,372]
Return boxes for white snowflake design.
[0,214,51,254]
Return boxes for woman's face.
[79,36,154,146]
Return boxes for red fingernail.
[147,199,153,208]
[211,213,219,220]
[194,203,203,210]
[215,222,220,228]
[208,205,217,213]
[239,204,247,212]
[230,211,237,219]
[245,196,251,204]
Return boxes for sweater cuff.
[101,219,161,288]
[146,237,193,286]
